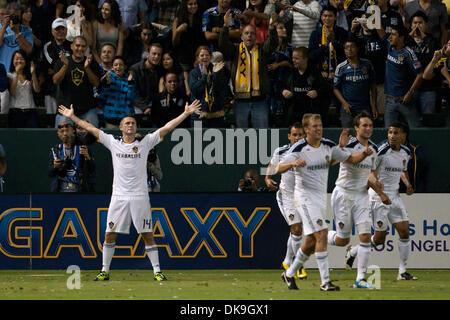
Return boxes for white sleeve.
[99,130,114,150]
[144,129,161,150]
[281,152,300,164]
[331,146,351,163]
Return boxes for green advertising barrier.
[0,127,448,193]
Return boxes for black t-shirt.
[54,56,102,115]
[292,69,313,109]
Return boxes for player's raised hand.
[338,128,352,147]
[185,99,201,115]
[58,104,74,119]
[363,145,373,157]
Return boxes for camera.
[10,14,19,25]
[243,178,254,188]
[357,17,367,25]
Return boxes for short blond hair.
[302,113,322,128]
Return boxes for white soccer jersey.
[99,130,161,196]
[282,138,350,203]
[335,137,378,191]
[270,144,295,193]
[369,142,411,200]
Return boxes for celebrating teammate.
[277,113,372,291]
[327,111,383,289]
[265,122,307,280]
[346,122,418,281]
[58,100,201,282]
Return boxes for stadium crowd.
[0,0,448,129]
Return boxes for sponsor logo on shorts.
[317,219,323,226]
[108,221,115,229]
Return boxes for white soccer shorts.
[105,195,153,234]
[276,189,302,226]
[370,193,409,232]
[294,193,328,236]
[331,186,372,238]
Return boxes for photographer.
[48,121,96,192]
[0,4,33,72]
[238,169,267,192]
[147,147,162,193]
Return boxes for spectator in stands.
[378,0,403,36]
[92,0,124,65]
[242,0,270,44]
[0,143,6,192]
[53,35,102,128]
[351,15,388,117]
[153,0,179,27]
[172,0,207,83]
[158,50,187,95]
[203,0,242,52]
[99,56,137,128]
[334,38,377,128]
[98,43,116,73]
[152,71,190,127]
[98,0,147,32]
[65,0,94,50]
[329,0,350,31]
[308,5,349,126]
[188,47,230,128]
[404,0,448,47]
[41,18,72,115]
[7,50,40,128]
[376,25,423,128]
[266,16,293,127]
[219,10,278,128]
[20,4,42,60]
[130,42,163,119]
[281,46,330,126]
[30,0,58,47]
[0,3,33,72]
[48,121,96,192]
[285,0,321,49]
[406,10,440,115]
[147,147,163,192]
[423,39,450,84]
[0,61,8,115]
[124,22,157,67]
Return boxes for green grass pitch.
[0,269,449,300]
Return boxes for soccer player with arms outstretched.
[58,99,201,282]
[277,113,372,291]
[346,122,418,281]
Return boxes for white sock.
[283,234,295,266]
[286,248,309,278]
[356,242,371,281]
[398,239,410,274]
[102,242,115,273]
[350,244,359,257]
[315,251,330,285]
[290,234,303,258]
[145,245,161,274]
[327,230,337,246]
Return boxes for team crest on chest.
[397,54,404,63]
[132,146,139,153]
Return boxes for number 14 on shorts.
[143,219,152,230]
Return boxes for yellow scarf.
[320,25,337,79]
[235,42,260,98]
[203,67,214,112]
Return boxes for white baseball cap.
[52,18,67,29]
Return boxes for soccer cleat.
[281,262,297,279]
[320,281,340,291]
[297,267,308,280]
[353,279,374,289]
[397,272,418,281]
[93,271,109,281]
[345,245,355,270]
[281,271,298,290]
[154,272,167,281]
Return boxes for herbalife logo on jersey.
[170,122,279,174]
